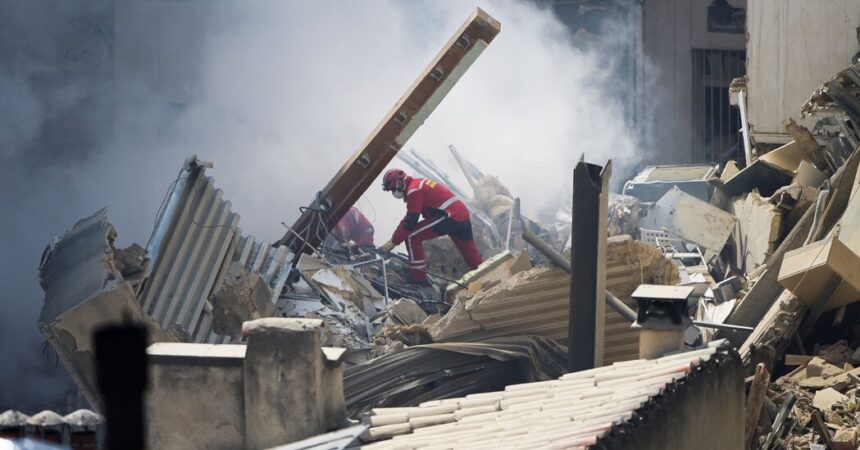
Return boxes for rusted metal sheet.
[278,8,501,254]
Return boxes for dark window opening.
[693,49,746,164]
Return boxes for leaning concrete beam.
[38,209,175,411]
[278,8,501,253]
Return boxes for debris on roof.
[344,336,568,417]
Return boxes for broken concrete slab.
[639,186,736,253]
[211,262,275,339]
[309,266,383,318]
[759,140,809,174]
[722,159,795,197]
[778,236,860,311]
[444,250,531,303]
[773,185,819,234]
[722,160,741,181]
[38,209,176,411]
[607,194,643,237]
[796,160,827,187]
[812,388,847,412]
[732,191,783,273]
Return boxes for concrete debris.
[211,262,275,339]
[37,209,177,411]
[639,186,737,253]
[444,250,531,303]
[112,243,149,287]
[371,299,432,357]
[607,194,643,237]
[721,158,796,198]
[23,11,860,450]
[732,191,783,273]
[757,341,860,449]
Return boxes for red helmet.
[382,168,408,191]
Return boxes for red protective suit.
[391,177,483,282]
[329,207,375,247]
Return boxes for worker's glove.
[379,240,396,253]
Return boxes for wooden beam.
[278,8,501,253]
[745,363,770,449]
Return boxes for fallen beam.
[278,8,501,254]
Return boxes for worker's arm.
[391,190,424,245]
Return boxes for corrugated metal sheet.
[344,337,568,417]
[139,157,291,343]
[431,236,678,366]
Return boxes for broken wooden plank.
[745,363,770,449]
[278,8,501,253]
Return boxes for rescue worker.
[378,168,483,284]
[325,206,375,249]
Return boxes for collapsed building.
[8,2,860,450]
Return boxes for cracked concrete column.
[242,318,345,449]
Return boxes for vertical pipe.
[568,159,611,372]
[738,88,753,167]
[95,324,148,450]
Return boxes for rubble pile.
[22,6,860,448]
[749,341,860,449]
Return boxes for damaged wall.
[639,0,747,164]
[38,209,176,411]
[747,0,860,144]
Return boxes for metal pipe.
[692,320,753,333]
[504,198,518,251]
[346,255,391,305]
[381,257,389,305]
[738,88,753,166]
[522,228,570,272]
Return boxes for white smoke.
[0,0,640,410]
